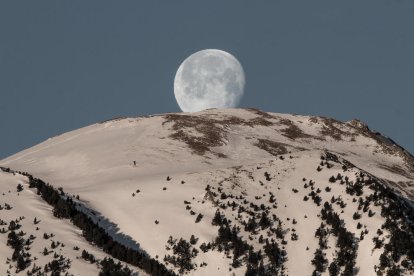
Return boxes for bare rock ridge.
[1,108,414,275]
[162,108,414,193]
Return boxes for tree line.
[0,167,175,276]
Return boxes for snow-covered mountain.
[1,108,414,275]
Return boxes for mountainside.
[1,108,414,275]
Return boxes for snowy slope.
[0,170,145,275]
[1,108,414,275]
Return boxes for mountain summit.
[1,108,414,275]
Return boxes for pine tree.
[212,209,222,226]
[17,184,23,192]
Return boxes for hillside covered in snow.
[1,108,414,275]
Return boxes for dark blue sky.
[1,1,413,159]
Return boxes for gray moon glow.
[174,49,245,112]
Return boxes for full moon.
[174,49,245,112]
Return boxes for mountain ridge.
[1,108,414,275]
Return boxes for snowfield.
[1,108,414,275]
[0,170,145,275]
